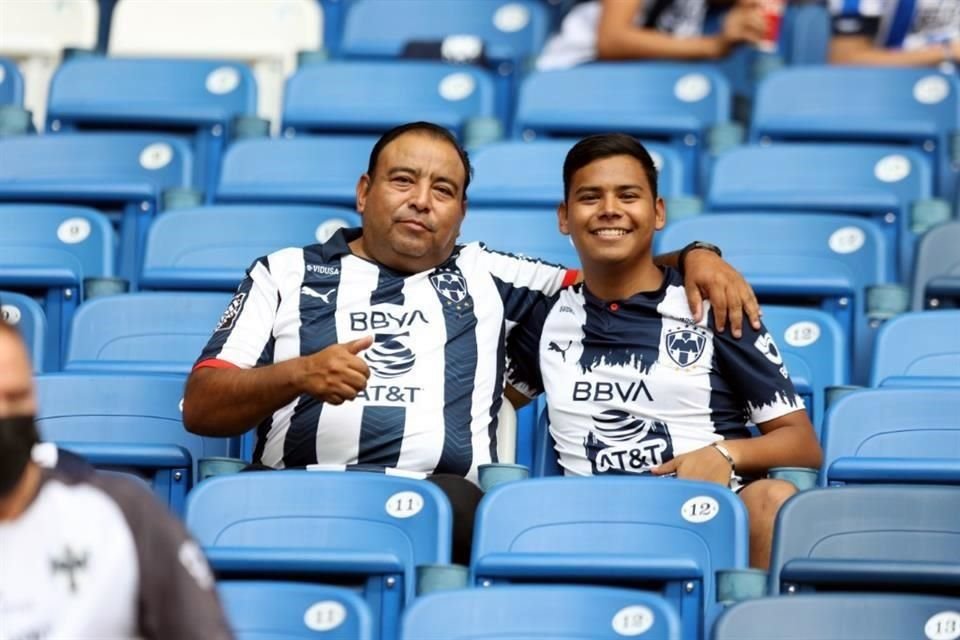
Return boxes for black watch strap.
[679,241,722,274]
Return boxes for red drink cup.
[757,0,785,53]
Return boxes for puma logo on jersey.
[548,340,573,362]
[301,286,335,303]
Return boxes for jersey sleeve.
[476,244,578,323]
[504,295,553,399]
[91,475,234,640]
[194,256,279,370]
[711,316,806,424]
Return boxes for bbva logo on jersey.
[665,329,706,367]
[430,271,468,303]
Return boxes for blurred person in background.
[537,0,770,69]
[829,0,960,65]
[0,319,233,640]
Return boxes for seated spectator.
[506,134,822,569]
[537,0,768,70]
[829,0,959,65]
[0,319,233,639]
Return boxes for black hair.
[562,134,658,202]
[366,121,473,198]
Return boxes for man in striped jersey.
[183,122,759,560]
[505,134,822,569]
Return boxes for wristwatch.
[678,241,722,275]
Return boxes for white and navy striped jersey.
[830,0,959,49]
[196,228,575,482]
[507,267,804,477]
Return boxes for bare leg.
[738,479,797,570]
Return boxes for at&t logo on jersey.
[666,328,706,367]
[584,409,675,474]
[365,333,416,379]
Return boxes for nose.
[407,180,430,213]
[599,192,622,218]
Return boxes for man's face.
[0,330,35,419]
[356,132,467,273]
[559,154,665,268]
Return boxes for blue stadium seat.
[871,311,960,387]
[34,372,237,515]
[216,136,375,208]
[282,61,497,142]
[0,133,193,285]
[752,67,960,201]
[402,585,681,640]
[458,208,578,267]
[66,292,231,373]
[187,471,452,640]
[0,290,46,372]
[912,221,960,310]
[820,388,960,487]
[656,213,890,384]
[219,581,374,640]
[514,64,735,193]
[468,140,696,215]
[708,144,938,282]
[769,485,960,595]
[713,594,960,640]
[141,205,360,291]
[47,57,258,197]
[0,205,115,370]
[340,0,549,125]
[471,477,749,640]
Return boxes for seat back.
[219,581,373,640]
[458,208,577,267]
[281,61,496,139]
[871,311,960,386]
[216,136,375,208]
[912,221,960,310]
[0,57,24,106]
[472,477,748,638]
[108,0,322,124]
[66,292,231,373]
[820,387,960,486]
[402,585,681,640]
[141,205,360,291]
[0,290,46,372]
[713,594,960,640]
[708,144,932,280]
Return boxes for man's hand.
[651,445,733,487]
[297,336,373,405]
[720,0,767,49]
[682,249,761,338]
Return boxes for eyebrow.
[574,183,647,195]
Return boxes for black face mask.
[0,415,39,497]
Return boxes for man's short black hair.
[367,121,473,198]
[563,134,658,202]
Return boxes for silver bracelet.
[710,442,736,474]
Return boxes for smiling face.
[559,153,665,271]
[354,131,467,273]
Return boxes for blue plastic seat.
[871,311,960,387]
[186,471,452,640]
[458,208,578,267]
[769,485,960,594]
[752,67,960,201]
[708,144,938,281]
[0,133,193,284]
[281,61,497,142]
[219,581,373,640]
[656,213,890,384]
[820,387,960,487]
[514,64,734,193]
[713,594,960,640]
[402,585,681,640]
[912,220,960,310]
[141,205,360,291]
[34,372,237,515]
[0,205,115,370]
[66,292,232,373]
[216,136,376,208]
[47,57,258,197]
[471,477,749,640]
[0,290,46,372]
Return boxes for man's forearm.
[652,250,681,269]
[722,413,823,474]
[183,360,305,437]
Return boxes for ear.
[654,196,666,231]
[356,174,371,214]
[557,201,570,235]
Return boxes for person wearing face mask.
[0,319,234,640]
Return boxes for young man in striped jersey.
[183,122,760,562]
[506,134,822,569]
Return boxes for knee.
[743,479,797,522]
